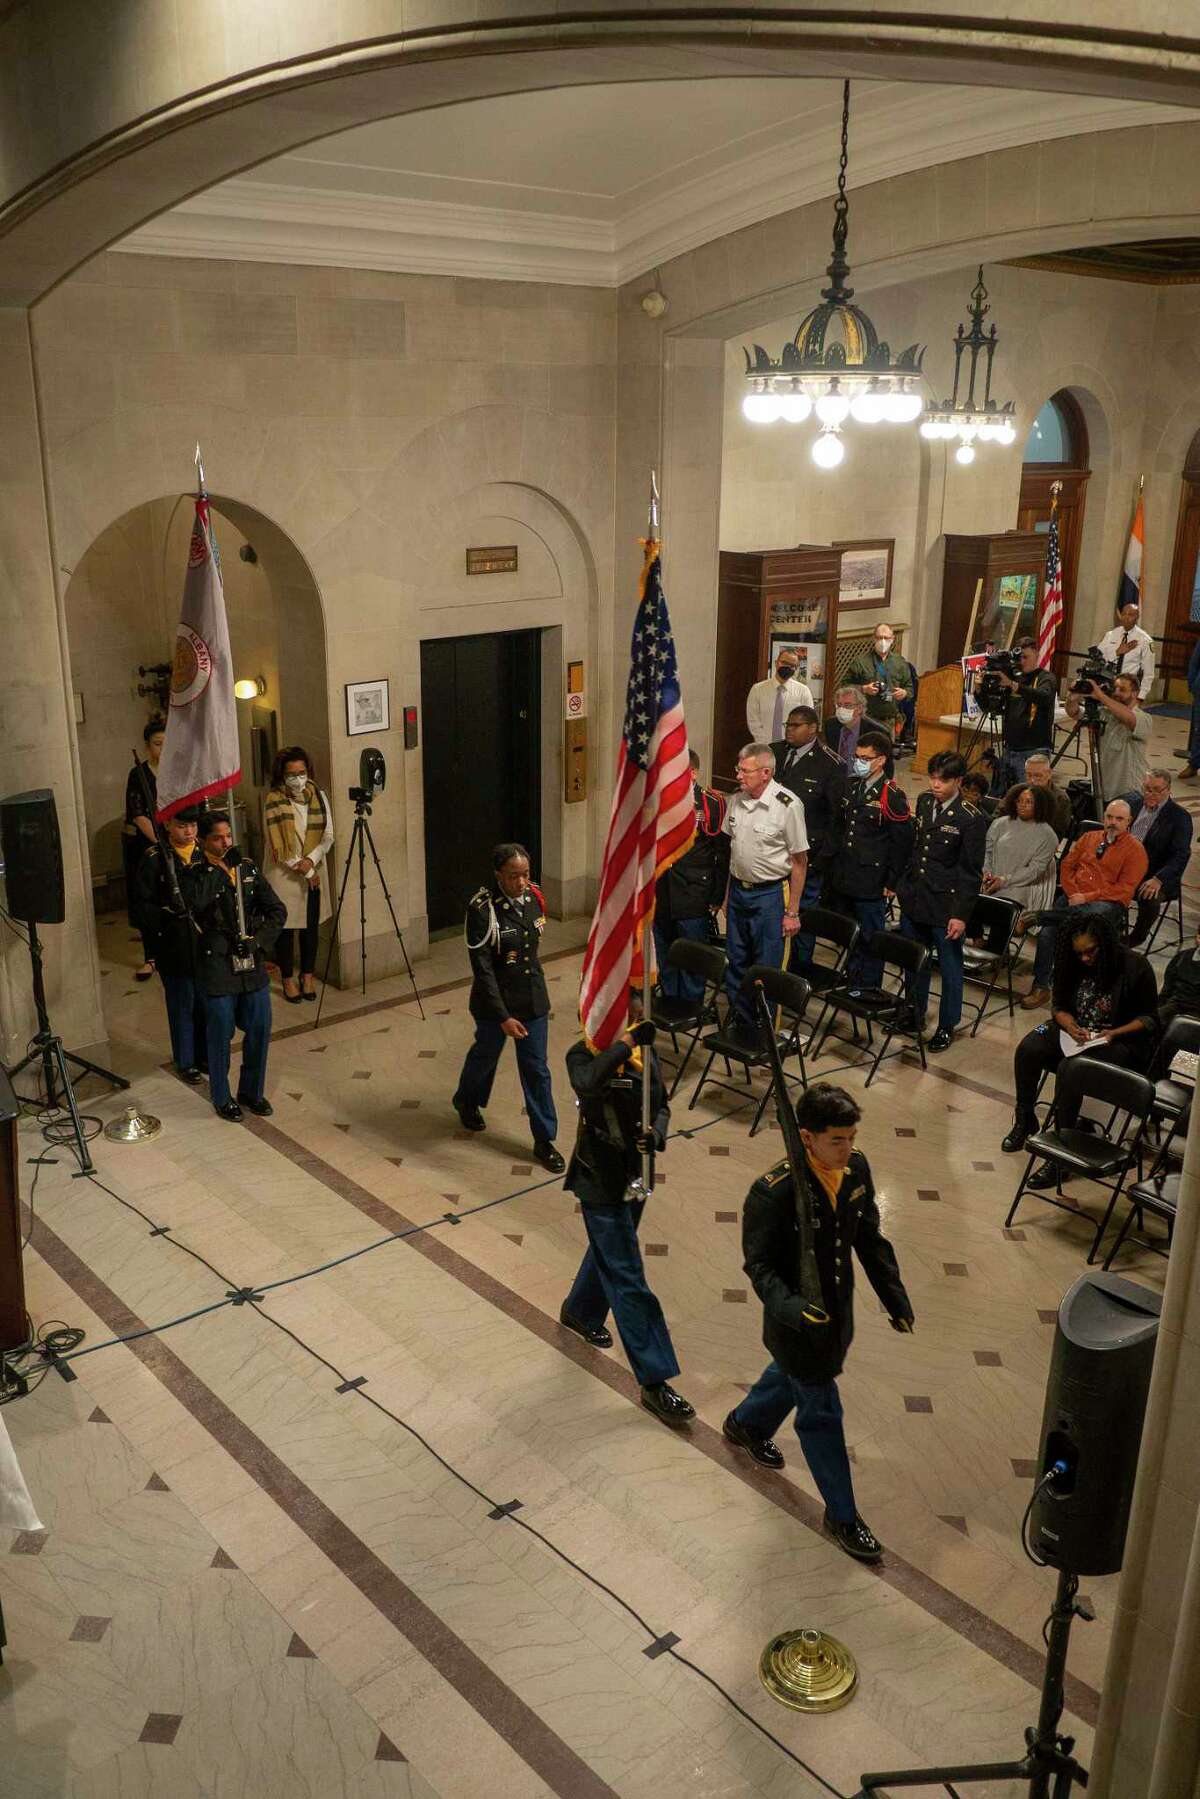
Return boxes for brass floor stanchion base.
[759,1628,858,1713]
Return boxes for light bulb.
[955,443,976,465]
[851,390,885,424]
[815,390,850,428]
[743,393,781,424]
[995,422,1017,446]
[234,678,260,699]
[919,419,940,439]
[886,390,924,424]
[779,392,812,424]
[812,430,845,469]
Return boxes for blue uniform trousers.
[837,896,888,988]
[790,866,824,968]
[653,914,710,1001]
[159,972,206,1071]
[732,1362,856,1523]
[725,883,786,1024]
[899,914,964,1032]
[563,1199,680,1387]
[454,1012,557,1143]
[205,987,273,1107]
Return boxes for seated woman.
[981,783,1059,915]
[1001,910,1158,1179]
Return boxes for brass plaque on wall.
[466,546,518,575]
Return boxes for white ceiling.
[116,77,1188,288]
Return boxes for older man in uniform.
[821,730,911,990]
[722,743,809,1043]
[894,750,987,1052]
[771,705,845,966]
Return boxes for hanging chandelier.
[920,267,1017,463]
[742,80,925,469]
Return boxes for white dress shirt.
[723,779,809,882]
[746,675,815,743]
[1097,624,1155,699]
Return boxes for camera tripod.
[314,795,425,1028]
[7,920,128,1174]
[856,1566,1091,1797]
[1052,711,1106,813]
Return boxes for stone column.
[1089,1094,1200,1796]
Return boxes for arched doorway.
[1161,429,1200,698]
[1016,390,1090,669]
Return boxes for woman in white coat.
[262,747,334,1003]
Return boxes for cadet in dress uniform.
[653,750,728,1003]
[452,843,565,1174]
[133,805,207,1080]
[894,750,987,1052]
[722,742,809,1041]
[722,1083,914,1563]
[821,730,911,990]
[559,992,694,1428]
[770,705,846,966]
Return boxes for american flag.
[1037,497,1064,670]
[579,539,695,1050]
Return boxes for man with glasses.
[1024,754,1072,839]
[722,743,809,1044]
[1124,768,1193,948]
[845,623,913,746]
[1019,798,1148,1009]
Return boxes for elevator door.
[420,629,542,933]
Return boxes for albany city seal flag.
[154,494,241,820]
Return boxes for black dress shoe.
[723,1411,785,1469]
[640,1383,695,1426]
[824,1512,884,1563]
[532,1140,565,1174]
[890,1003,921,1035]
[1002,1112,1036,1154]
[214,1100,243,1122]
[926,1026,955,1053]
[559,1309,613,1349]
[453,1099,485,1132]
[238,1095,274,1117]
[176,1066,202,1085]
[1026,1161,1064,1191]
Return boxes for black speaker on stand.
[1,789,128,1174]
[857,1271,1162,1797]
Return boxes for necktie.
[772,684,786,739]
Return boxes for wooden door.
[1163,471,1200,696]
[1016,470,1090,671]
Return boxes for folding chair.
[689,964,810,1135]
[807,929,929,1087]
[650,939,726,1098]
[1003,1057,1155,1262]
[1145,1014,1200,1156]
[1141,888,1186,957]
[790,906,859,1002]
[961,894,1022,1036]
[1102,1158,1181,1270]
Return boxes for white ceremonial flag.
[155,494,240,819]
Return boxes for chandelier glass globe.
[812,430,845,469]
[955,443,976,465]
[779,393,813,424]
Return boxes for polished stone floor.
[2,720,1193,1799]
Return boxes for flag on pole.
[578,537,695,1050]
[154,493,240,820]
[1118,487,1144,613]
[1037,492,1064,669]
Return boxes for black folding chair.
[1145,1014,1200,1155]
[807,929,929,1087]
[961,894,1022,1036]
[1141,888,1186,957]
[651,939,726,1098]
[791,906,859,1001]
[1003,1057,1155,1261]
[1102,1160,1181,1270]
[689,964,810,1135]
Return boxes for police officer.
[452,843,565,1174]
[559,991,694,1428]
[771,705,846,966]
[133,805,207,1081]
[190,811,286,1121]
[821,730,911,990]
[722,1082,914,1562]
[894,751,987,1052]
[722,742,809,1043]
[653,750,728,1004]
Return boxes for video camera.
[1069,647,1120,699]
[974,647,1023,716]
[348,746,387,807]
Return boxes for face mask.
[285,774,307,793]
[852,757,873,778]
[874,640,892,655]
[835,706,855,725]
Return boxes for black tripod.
[7,920,128,1174]
[314,796,424,1028]
[856,1567,1091,1797]
[1051,711,1106,813]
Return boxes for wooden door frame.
[1163,476,1200,690]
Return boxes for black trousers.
[1013,1024,1151,1123]
[1127,892,1170,947]
[275,885,320,978]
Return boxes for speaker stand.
[6,921,128,1176]
[856,1568,1091,1797]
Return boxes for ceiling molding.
[112,91,1186,290]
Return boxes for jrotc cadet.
[652,749,728,1004]
[894,750,987,1052]
[722,743,809,1044]
[723,1082,914,1562]
[133,805,207,1080]
[452,842,565,1173]
[770,704,846,967]
[821,729,912,990]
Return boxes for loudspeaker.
[1031,1272,1161,1576]
[0,788,65,925]
[0,1068,28,1353]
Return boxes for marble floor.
[3,720,1194,1799]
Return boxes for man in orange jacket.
[1021,799,1148,1007]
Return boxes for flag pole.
[641,471,660,1195]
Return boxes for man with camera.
[1064,668,1152,806]
[988,637,1058,791]
[190,811,286,1121]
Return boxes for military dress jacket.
[465,884,550,1023]
[894,790,987,928]
[822,775,912,901]
[741,1149,912,1384]
[769,738,846,855]
[188,854,287,997]
[133,845,205,979]
[563,1038,669,1207]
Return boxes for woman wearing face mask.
[262,747,334,1002]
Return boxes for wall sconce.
[234,676,266,700]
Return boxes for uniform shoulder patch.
[775,789,793,805]
[467,886,490,909]
[961,799,981,816]
[764,1159,792,1188]
[816,741,841,764]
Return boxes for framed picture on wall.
[835,539,894,612]
[345,678,390,737]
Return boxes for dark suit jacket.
[1125,793,1194,897]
